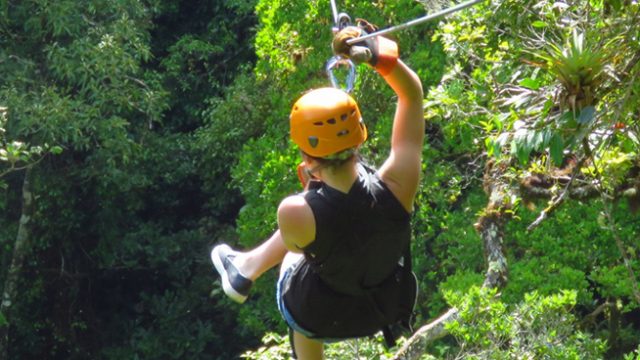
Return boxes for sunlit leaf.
[532,20,548,28]
[550,134,564,166]
[519,78,541,90]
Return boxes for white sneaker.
[211,244,253,304]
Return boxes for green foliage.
[625,346,640,360]
[440,270,485,305]
[502,200,639,309]
[445,287,606,359]
[429,0,639,172]
[0,311,6,327]
[413,187,487,320]
[241,331,400,360]
[0,106,59,186]
[1,0,261,358]
[153,0,257,132]
[410,2,640,356]
[240,332,291,360]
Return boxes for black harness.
[280,164,418,355]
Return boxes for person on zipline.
[212,24,424,359]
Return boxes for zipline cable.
[330,0,339,27]
[347,0,484,45]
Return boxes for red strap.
[297,162,308,188]
[374,37,398,76]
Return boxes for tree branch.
[526,155,589,232]
[521,184,600,200]
[392,308,459,360]
[0,168,33,357]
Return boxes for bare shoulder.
[277,195,316,251]
[378,148,421,213]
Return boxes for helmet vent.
[308,136,319,148]
[341,113,347,121]
[313,121,323,126]
[337,129,349,137]
[327,118,336,124]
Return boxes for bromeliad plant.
[495,28,616,167]
[533,30,607,112]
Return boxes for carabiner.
[325,56,356,93]
[337,12,351,31]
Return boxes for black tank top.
[281,163,411,338]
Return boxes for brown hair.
[302,148,359,175]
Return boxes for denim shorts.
[276,259,316,338]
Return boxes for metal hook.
[325,56,356,93]
[337,12,351,30]
[332,12,352,33]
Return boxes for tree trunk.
[393,160,512,360]
[0,169,33,358]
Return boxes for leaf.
[558,111,576,127]
[485,138,494,156]
[577,106,596,125]
[517,143,531,165]
[532,130,545,150]
[486,136,503,158]
[50,146,64,155]
[628,131,639,146]
[519,77,541,90]
[526,130,537,149]
[512,133,531,165]
[550,134,564,166]
[532,20,548,28]
[542,129,553,148]
[493,140,502,158]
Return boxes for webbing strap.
[289,327,298,359]
[382,243,414,348]
[382,326,396,348]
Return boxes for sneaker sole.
[211,245,248,304]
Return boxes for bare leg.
[293,331,323,360]
[234,230,289,281]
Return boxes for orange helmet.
[290,88,367,158]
